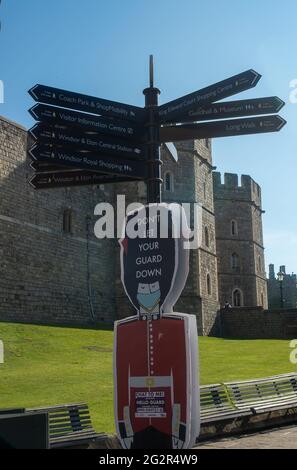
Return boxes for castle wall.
[163,139,220,335]
[213,172,268,309]
[0,116,116,325]
[220,307,297,339]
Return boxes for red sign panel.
[114,313,199,449]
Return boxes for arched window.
[231,220,238,236]
[258,255,262,273]
[233,289,243,307]
[164,171,173,192]
[63,209,72,234]
[205,226,210,248]
[231,253,240,269]
[207,274,211,296]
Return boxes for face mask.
[137,283,161,311]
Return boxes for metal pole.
[143,55,162,204]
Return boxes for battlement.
[213,172,262,206]
[0,115,27,132]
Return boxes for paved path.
[197,425,297,449]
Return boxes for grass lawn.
[0,322,296,434]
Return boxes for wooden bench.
[200,383,251,423]
[224,373,297,415]
[27,403,107,448]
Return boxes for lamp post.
[277,271,285,309]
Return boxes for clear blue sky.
[1,0,297,274]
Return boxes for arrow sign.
[30,161,70,173]
[29,170,139,190]
[176,96,285,123]
[29,145,147,179]
[29,124,145,160]
[159,69,261,123]
[29,104,146,141]
[160,115,286,142]
[29,84,146,123]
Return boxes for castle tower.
[162,139,220,335]
[269,264,275,280]
[213,172,268,309]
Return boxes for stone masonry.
[0,116,268,335]
[0,116,116,325]
[213,172,268,309]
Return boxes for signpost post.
[28,56,286,449]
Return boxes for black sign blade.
[29,145,147,179]
[29,84,146,123]
[160,115,286,141]
[159,69,262,123]
[176,96,285,123]
[30,161,70,173]
[29,123,145,160]
[29,170,139,190]
[29,103,146,142]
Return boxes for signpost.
[159,69,262,123]
[29,145,147,179]
[29,170,137,190]
[28,56,286,449]
[29,124,145,159]
[29,84,146,122]
[175,96,285,122]
[160,115,286,142]
[29,103,146,141]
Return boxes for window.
[205,226,210,248]
[261,292,264,307]
[205,138,210,149]
[258,255,262,273]
[231,220,238,236]
[233,289,243,307]
[231,253,240,269]
[207,274,211,295]
[203,181,207,200]
[63,209,72,234]
[164,171,173,192]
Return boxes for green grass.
[0,322,296,434]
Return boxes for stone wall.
[220,307,297,339]
[0,116,116,325]
[213,172,268,309]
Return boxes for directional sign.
[29,124,145,159]
[160,115,286,142]
[176,96,285,123]
[29,145,147,179]
[159,69,261,123]
[29,84,146,123]
[29,104,146,141]
[29,170,139,190]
